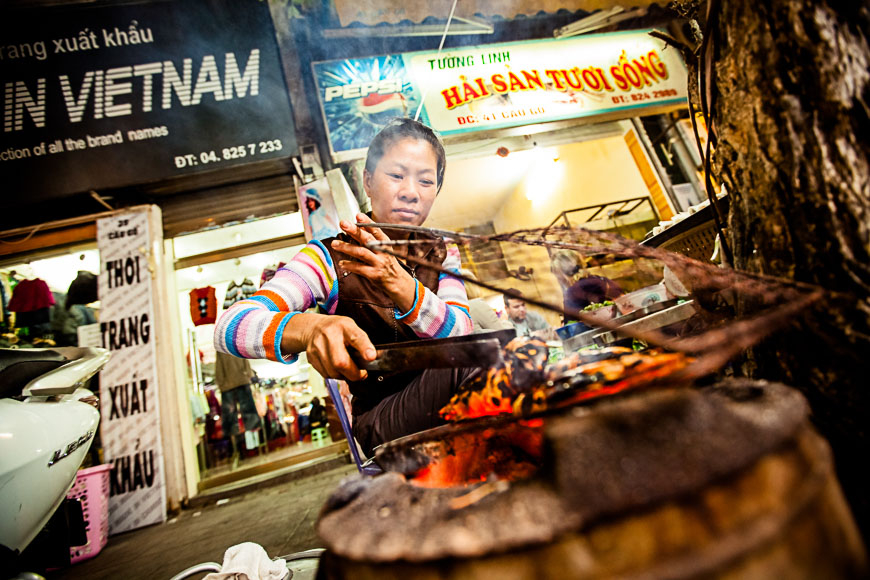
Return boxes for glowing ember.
[441,341,693,422]
[410,420,544,488]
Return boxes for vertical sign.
[97,208,166,534]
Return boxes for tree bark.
[680,0,870,538]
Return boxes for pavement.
[47,458,357,580]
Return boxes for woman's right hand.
[283,313,377,382]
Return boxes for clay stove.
[316,381,866,579]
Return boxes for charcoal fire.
[406,420,544,489]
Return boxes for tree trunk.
[691,0,870,538]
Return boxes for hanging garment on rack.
[8,278,54,331]
[253,387,268,418]
[223,280,240,309]
[215,351,254,392]
[190,390,207,424]
[241,278,257,299]
[8,278,54,313]
[262,393,285,441]
[50,292,70,343]
[204,387,225,441]
[285,403,300,444]
[189,286,217,326]
[260,263,286,286]
[0,280,9,328]
[66,271,98,307]
[222,278,258,309]
[6,273,22,292]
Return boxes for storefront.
[309,29,700,328]
[167,212,351,493]
[0,206,183,536]
[0,0,306,534]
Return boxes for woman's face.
[364,137,439,227]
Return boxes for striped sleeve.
[214,240,338,364]
[398,243,473,338]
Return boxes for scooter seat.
[0,348,68,398]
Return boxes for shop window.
[0,247,100,349]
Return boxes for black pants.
[352,367,473,457]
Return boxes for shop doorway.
[169,213,348,492]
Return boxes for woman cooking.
[214,118,473,455]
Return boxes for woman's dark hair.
[305,196,321,211]
[364,117,446,193]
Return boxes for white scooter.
[0,346,110,573]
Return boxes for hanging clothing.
[214,352,255,392]
[285,403,300,444]
[52,291,97,346]
[214,353,261,437]
[189,286,217,326]
[0,277,11,329]
[190,390,207,423]
[260,263,286,286]
[204,387,225,441]
[252,388,268,418]
[8,278,54,313]
[263,392,285,441]
[222,278,257,309]
[66,270,98,307]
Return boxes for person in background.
[309,396,328,431]
[460,269,513,333]
[504,289,553,339]
[215,118,472,456]
[550,250,623,322]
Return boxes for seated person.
[214,119,473,456]
[551,250,623,321]
[460,269,513,333]
[504,289,553,339]
[308,397,328,430]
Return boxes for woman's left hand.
[331,214,417,312]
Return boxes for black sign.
[0,0,297,202]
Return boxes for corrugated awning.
[332,0,659,27]
[157,172,298,238]
[139,158,298,238]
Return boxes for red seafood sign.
[408,29,688,135]
[313,30,688,159]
